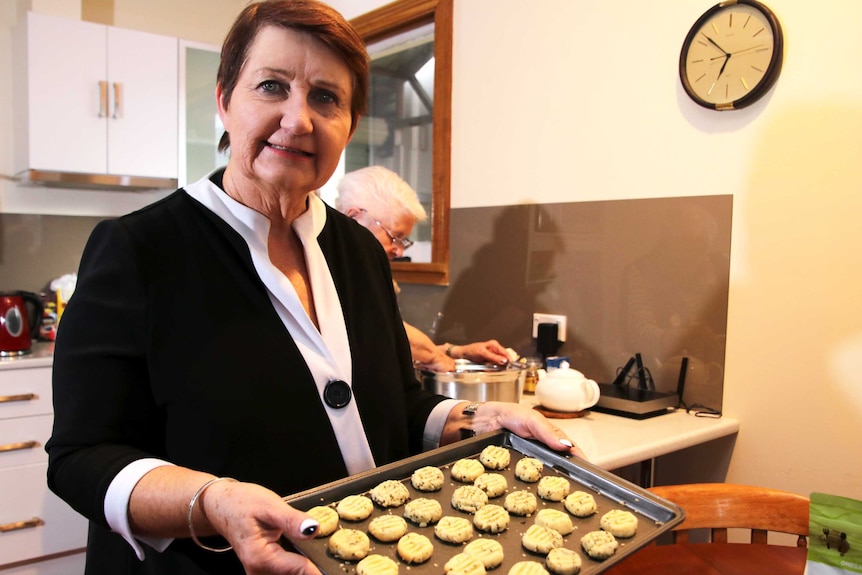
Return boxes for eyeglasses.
[359,209,414,250]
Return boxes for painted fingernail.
[300,519,319,536]
[559,439,574,448]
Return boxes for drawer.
[0,369,52,420]
[0,463,88,567]
[0,551,85,575]
[0,415,51,469]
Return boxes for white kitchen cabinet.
[0,362,87,572]
[14,11,178,181]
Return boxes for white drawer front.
[0,415,51,469]
[0,463,87,567]
[0,551,85,574]
[0,369,52,420]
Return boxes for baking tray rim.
[283,431,685,574]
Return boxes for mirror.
[349,0,452,285]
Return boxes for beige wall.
[2,0,859,500]
[341,0,862,501]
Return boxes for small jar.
[522,357,542,394]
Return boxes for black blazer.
[46,183,446,574]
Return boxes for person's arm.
[128,466,321,572]
[442,340,511,365]
[439,401,588,460]
[404,321,456,372]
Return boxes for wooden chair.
[648,483,810,547]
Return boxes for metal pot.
[417,361,526,403]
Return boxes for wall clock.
[679,0,784,111]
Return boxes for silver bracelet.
[187,477,237,553]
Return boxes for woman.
[46,2,583,574]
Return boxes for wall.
[332,0,862,500]
[1,0,859,500]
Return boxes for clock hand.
[702,34,732,79]
[731,44,765,56]
[703,34,730,56]
[717,53,730,79]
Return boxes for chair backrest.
[648,483,809,547]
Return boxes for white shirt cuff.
[104,458,176,560]
[423,399,462,451]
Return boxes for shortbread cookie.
[328,528,371,561]
[472,503,510,533]
[508,561,550,575]
[444,552,487,575]
[411,465,445,491]
[404,497,443,527]
[397,532,435,564]
[464,538,505,569]
[474,472,508,498]
[479,445,511,470]
[504,490,538,516]
[563,491,597,518]
[357,554,399,575]
[537,476,571,502]
[580,530,618,560]
[368,514,408,542]
[452,485,489,513]
[370,479,410,508]
[521,524,563,554]
[306,505,339,537]
[545,547,581,575]
[534,508,574,536]
[435,515,474,544]
[452,458,485,482]
[515,457,544,483]
[337,494,374,521]
[599,509,638,538]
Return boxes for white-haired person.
[336,165,511,372]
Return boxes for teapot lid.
[547,361,586,380]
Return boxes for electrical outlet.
[532,313,567,342]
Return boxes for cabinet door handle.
[0,440,40,453]
[98,80,108,118]
[0,393,38,404]
[112,82,123,119]
[0,517,45,534]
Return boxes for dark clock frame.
[679,0,784,111]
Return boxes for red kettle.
[0,291,44,357]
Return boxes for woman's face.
[217,25,355,196]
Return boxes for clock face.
[680,1,783,110]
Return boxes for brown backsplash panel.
[398,195,732,411]
[0,213,104,295]
[1,195,731,410]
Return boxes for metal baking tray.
[284,431,684,574]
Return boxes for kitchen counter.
[520,396,739,471]
[0,341,54,370]
[1,345,739,475]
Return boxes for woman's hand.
[130,467,323,575]
[200,480,322,575]
[446,340,510,365]
[441,401,588,461]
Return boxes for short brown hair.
[217,0,369,152]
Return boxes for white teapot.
[535,361,600,412]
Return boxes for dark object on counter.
[593,384,678,419]
[0,291,44,356]
[611,356,637,387]
[536,321,559,361]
